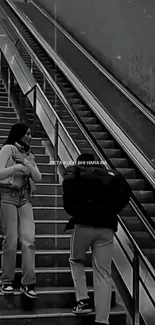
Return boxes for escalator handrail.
[3,0,155,240]
[31,0,155,126]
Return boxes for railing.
[1,7,155,323]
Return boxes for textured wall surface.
[33,0,155,110]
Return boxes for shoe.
[1,283,14,295]
[72,299,93,314]
[20,284,37,299]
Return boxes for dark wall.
[34,0,155,111]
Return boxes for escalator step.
[126,179,145,190]
[121,217,146,231]
[117,168,137,179]
[131,231,155,248]
[142,249,155,268]
[102,149,122,158]
[110,158,129,168]
[86,124,103,132]
[133,191,155,203]
[142,204,155,217]
[81,117,97,124]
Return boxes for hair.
[4,121,30,152]
[76,153,95,165]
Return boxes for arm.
[0,146,16,179]
[24,157,42,183]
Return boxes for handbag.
[0,147,16,187]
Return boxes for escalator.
[1,0,155,273]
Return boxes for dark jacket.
[62,164,118,232]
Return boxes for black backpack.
[62,165,131,216]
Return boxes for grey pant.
[0,187,36,286]
[69,225,114,324]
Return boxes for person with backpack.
[0,122,42,298]
[62,153,131,324]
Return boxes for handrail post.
[8,67,11,107]
[133,248,140,325]
[0,51,1,76]
[32,85,37,136]
[43,76,46,93]
[54,119,59,183]
[30,58,33,74]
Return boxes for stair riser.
[32,197,63,207]
[0,237,70,250]
[0,112,16,117]
[0,118,18,124]
[18,271,92,288]
[35,185,62,195]
[0,138,42,146]
[37,165,55,173]
[0,222,66,235]
[31,147,45,154]
[35,156,49,164]
[0,253,91,268]
[39,175,57,183]
[33,209,68,220]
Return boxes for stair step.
[0,305,126,325]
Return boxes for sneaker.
[1,283,14,295]
[20,284,37,299]
[72,299,93,314]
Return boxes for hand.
[12,154,26,165]
[14,164,29,175]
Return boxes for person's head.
[76,153,95,166]
[4,122,32,151]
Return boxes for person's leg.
[91,228,114,324]
[0,202,18,293]
[18,201,36,298]
[69,225,94,313]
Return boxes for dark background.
[33,0,155,111]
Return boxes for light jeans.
[69,225,114,324]
[0,187,36,286]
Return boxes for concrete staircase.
[0,79,126,324]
